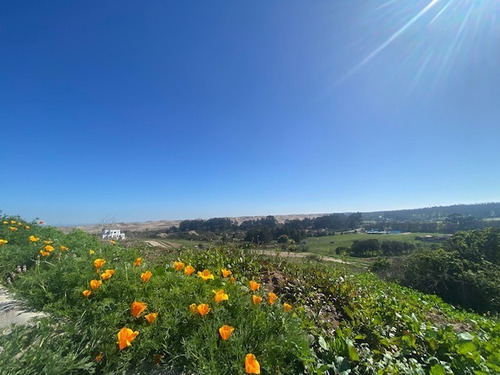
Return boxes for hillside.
[57,203,500,235]
[1,215,499,374]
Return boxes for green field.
[304,232,447,257]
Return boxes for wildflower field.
[0,216,499,374]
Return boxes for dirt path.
[0,285,46,333]
[254,249,361,266]
[145,240,181,249]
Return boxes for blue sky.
[2,0,500,225]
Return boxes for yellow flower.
[131,301,147,318]
[189,303,198,314]
[101,270,114,280]
[197,303,210,317]
[60,245,68,251]
[2,221,7,225]
[284,303,292,312]
[9,227,17,231]
[245,353,261,374]
[10,220,16,224]
[109,240,116,245]
[17,222,23,226]
[29,235,39,242]
[0,239,8,246]
[90,280,102,290]
[174,261,185,271]
[134,257,142,267]
[89,250,95,255]
[25,225,30,229]
[222,268,232,278]
[40,250,50,257]
[141,270,152,283]
[218,325,235,341]
[117,327,139,350]
[268,292,278,305]
[184,265,195,276]
[95,352,103,362]
[45,245,54,252]
[249,280,260,292]
[145,312,158,324]
[82,290,91,298]
[252,295,263,305]
[197,269,214,281]
[94,258,106,270]
[213,289,229,302]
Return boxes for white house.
[102,229,126,240]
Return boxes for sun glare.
[341,0,500,84]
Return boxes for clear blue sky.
[2,0,499,225]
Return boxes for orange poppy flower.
[153,354,163,364]
[109,240,116,245]
[189,303,198,314]
[39,220,44,224]
[145,312,158,324]
[94,258,106,269]
[9,227,17,231]
[252,295,263,305]
[141,270,152,283]
[17,222,23,226]
[134,257,142,267]
[25,225,30,229]
[268,292,278,305]
[249,281,260,292]
[284,303,292,312]
[0,239,8,246]
[60,246,68,251]
[197,303,210,317]
[101,270,113,280]
[197,269,214,281]
[2,221,8,225]
[29,235,39,242]
[131,301,147,318]
[218,325,235,341]
[90,280,102,290]
[184,265,195,276]
[174,261,185,271]
[82,290,91,298]
[117,327,139,350]
[229,276,236,284]
[95,352,103,362]
[40,250,50,257]
[221,268,232,278]
[45,245,54,252]
[10,220,16,224]
[245,353,261,374]
[213,289,229,302]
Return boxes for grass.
[305,232,446,256]
[1,216,499,374]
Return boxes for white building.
[102,229,126,240]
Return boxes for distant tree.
[350,239,380,257]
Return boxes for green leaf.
[346,339,359,362]
[456,341,477,355]
[318,336,329,351]
[429,363,446,375]
[457,332,474,341]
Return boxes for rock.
[0,285,46,333]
